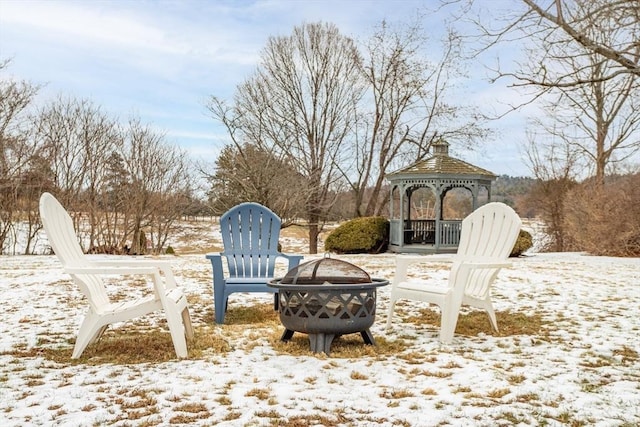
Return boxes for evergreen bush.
[510,229,533,257]
[324,217,389,254]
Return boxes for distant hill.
[490,175,538,217]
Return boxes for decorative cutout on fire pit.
[269,257,388,355]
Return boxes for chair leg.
[182,307,194,339]
[72,312,108,359]
[486,305,499,333]
[214,284,227,324]
[474,297,499,333]
[164,303,189,358]
[439,304,461,344]
[385,297,397,330]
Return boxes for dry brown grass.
[3,325,232,365]
[405,308,551,338]
[224,302,280,326]
[3,301,553,366]
[221,302,408,357]
[269,328,407,358]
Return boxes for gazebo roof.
[387,140,496,180]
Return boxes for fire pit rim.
[268,277,389,291]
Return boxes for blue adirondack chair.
[206,203,303,324]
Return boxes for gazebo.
[387,140,497,253]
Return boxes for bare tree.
[465,0,640,85]
[122,118,192,255]
[210,22,365,254]
[33,96,119,251]
[204,140,306,224]
[520,0,640,81]
[206,97,307,223]
[524,130,580,251]
[462,0,640,185]
[346,17,490,217]
[530,51,640,187]
[0,60,42,253]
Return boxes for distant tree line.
[0,59,205,255]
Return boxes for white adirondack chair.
[39,192,194,359]
[386,202,521,343]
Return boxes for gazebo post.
[404,187,413,247]
[434,187,444,251]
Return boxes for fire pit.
[268,257,388,354]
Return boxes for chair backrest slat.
[219,203,282,278]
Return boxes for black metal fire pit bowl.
[268,257,388,355]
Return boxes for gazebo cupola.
[386,139,497,253]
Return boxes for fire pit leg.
[309,333,335,355]
[280,329,295,341]
[361,329,376,346]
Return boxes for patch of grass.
[380,388,414,399]
[497,411,527,424]
[268,412,352,427]
[487,388,511,399]
[4,325,232,365]
[224,303,280,325]
[255,409,282,419]
[245,387,272,400]
[579,351,615,368]
[613,345,639,364]
[398,351,437,364]
[215,396,231,406]
[173,402,209,414]
[350,371,368,380]
[222,410,242,421]
[405,309,551,338]
[420,370,452,378]
[270,329,406,358]
[508,374,526,384]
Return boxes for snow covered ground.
[1,221,639,426]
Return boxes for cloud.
[2,1,187,54]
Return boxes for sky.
[0,0,535,177]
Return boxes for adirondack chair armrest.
[89,259,173,269]
[394,254,456,284]
[88,259,179,289]
[205,253,226,288]
[64,265,177,298]
[64,266,159,275]
[278,253,304,270]
[461,260,512,270]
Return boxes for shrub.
[165,245,175,255]
[324,217,389,254]
[563,174,640,257]
[510,230,533,257]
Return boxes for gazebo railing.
[439,220,462,246]
[404,219,436,244]
[390,219,462,247]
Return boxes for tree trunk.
[308,206,320,254]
